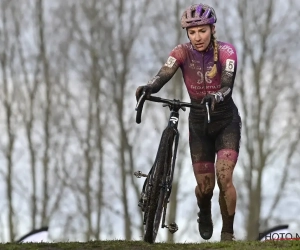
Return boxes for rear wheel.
[143,127,175,243]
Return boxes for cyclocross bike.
[134,92,211,243]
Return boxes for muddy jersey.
[169,41,238,124]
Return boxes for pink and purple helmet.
[181,4,217,29]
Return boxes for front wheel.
[143,127,175,243]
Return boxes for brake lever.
[135,92,146,111]
[205,102,210,123]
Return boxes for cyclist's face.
[187,25,214,52]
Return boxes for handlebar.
[135,92,211,124]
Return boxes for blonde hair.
[207,34,218,78]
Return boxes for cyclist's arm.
[147,60,180,93]
[216,44,237,101]
[147,45,185,93]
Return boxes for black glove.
[201,92,224,111]
[135,85,153,102]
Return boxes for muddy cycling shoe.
[197,209,213,240]
[220,232,235,241]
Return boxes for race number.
[165,56,177,68]
[225,59,235,72]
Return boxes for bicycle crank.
[165,222,178,234]
[134,171,148,178]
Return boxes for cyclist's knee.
[215,149,237,192]
[195,175,215,196]
[195,185,214,203]
[193,162,215,195]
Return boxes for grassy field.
[1,240,300,250]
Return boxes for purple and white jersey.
[168,41,237,102]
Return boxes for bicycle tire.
[144,127,175,243]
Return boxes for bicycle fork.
[160,130,179,234]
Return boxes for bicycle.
[134,92,211,243]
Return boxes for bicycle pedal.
[134,171,147,178]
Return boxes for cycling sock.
[221,213,235,234]
[197,191,213,210]
[219,188,235,234]
[219,189,235,234]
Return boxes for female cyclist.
[136,3,241,241]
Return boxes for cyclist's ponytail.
[207,33,218,78]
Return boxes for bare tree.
[29,0,67,230]
[0,0,18,241]
[48,0,114,240]
[0,0,67,241]
[101,0,152,240]
[35,0,51,226]
[11,0,41,230]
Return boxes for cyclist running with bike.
[136,3,241,241]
